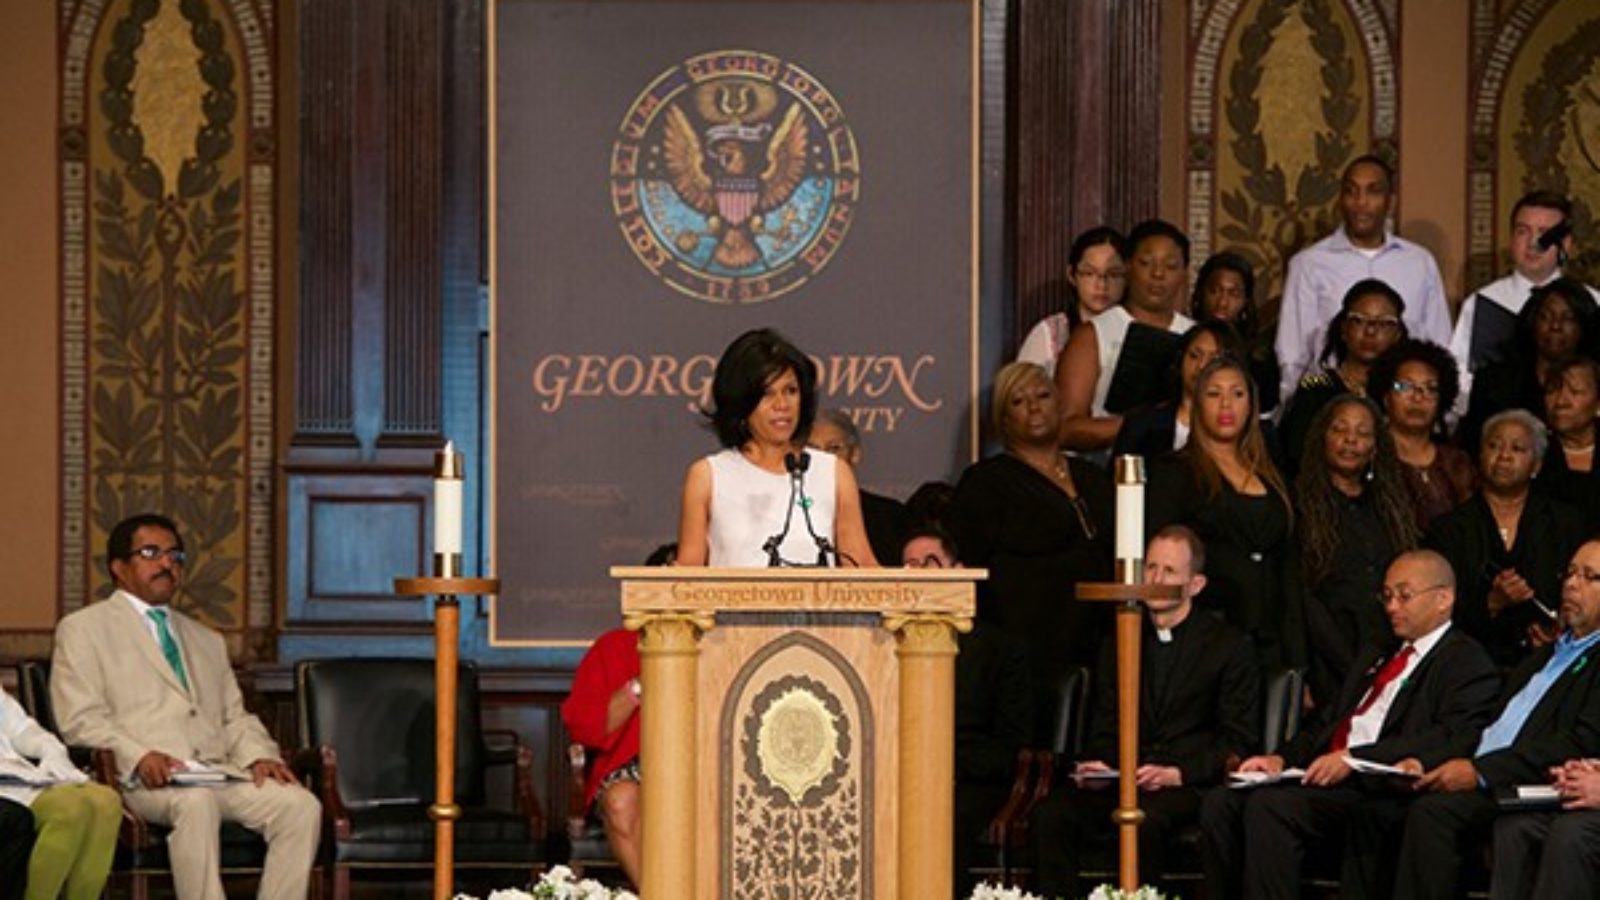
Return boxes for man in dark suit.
[1374,536,1600,900]
[1031,525,1259,897]
[809,409,909,565]
[1200,549,1500,899]
[1485,539,1600,900]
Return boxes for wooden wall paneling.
[1005,0,1165,358]
[1107,0,1164,227]
[1009,0,1076,356]
[294,0,357,445]
[381,0,445,446]
[285,470,436,624]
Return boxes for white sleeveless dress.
[706,448,839,567]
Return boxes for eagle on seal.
[662,97,809,270]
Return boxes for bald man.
[1202,550,1500,900]
[1377,538,1600,900]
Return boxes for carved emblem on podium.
[727,649,868,899]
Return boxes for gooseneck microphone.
[761,454,804,568]
[787,451,837,567]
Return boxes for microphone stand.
[763,463,802,567]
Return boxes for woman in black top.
[1289,395,1420,705]
[949,361,1114,730]
[1459,277,1600,455]
[1149,356,1295,667]
[1426,409,1589,665]
[1535,355,1600,534]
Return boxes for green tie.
[147,608,189,691]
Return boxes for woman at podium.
[675,328,878,568]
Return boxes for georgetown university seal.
[610,50,860,304]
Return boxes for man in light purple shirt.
[1274,155,1451,404]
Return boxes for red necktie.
[1331,645,1415,751]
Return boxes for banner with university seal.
[490,0,979,644]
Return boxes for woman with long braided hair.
[1289,394,1420,705]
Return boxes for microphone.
[1538,220,1572,266]
[762,454,805,567]
[788,451,836,566]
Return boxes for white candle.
[434,440,463,556]
[1114,455,1145,566]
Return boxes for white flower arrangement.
[968,883,1049,900]
[1085,885,1167,900]
[965,881,1166,900]
[452,865,638,900]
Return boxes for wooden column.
[627,612,714,898]
[887,614,966,900]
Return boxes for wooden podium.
[612,567,980,900]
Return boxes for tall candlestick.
[1114,455,1145,583]
[434,440,464,572]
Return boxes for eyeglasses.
[1074,267,1126,284]
[1380,583,1447,604]
[1561,567,1600,585]
[1392,380,1440,398]
[131,545,187,565]
[1346,313,1402,334]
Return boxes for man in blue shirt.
[1373,537,1600,899]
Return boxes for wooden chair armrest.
[982,747,1036,846]
[87,748,154,850]
[512,742,545,837]
[307,744,352,840]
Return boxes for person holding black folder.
[1448,190,1595,419]
[1055,219,1194,453]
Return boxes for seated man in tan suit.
[51,513,321,900]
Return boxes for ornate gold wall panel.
[60,0,274,653]
[1186,0,1396,315]
[1468,0,1600,289]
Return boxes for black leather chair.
[14,660,295,900]
[295,658,548,899]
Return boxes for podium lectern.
[612,566,981,900]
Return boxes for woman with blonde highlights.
[948,362,1113,733]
